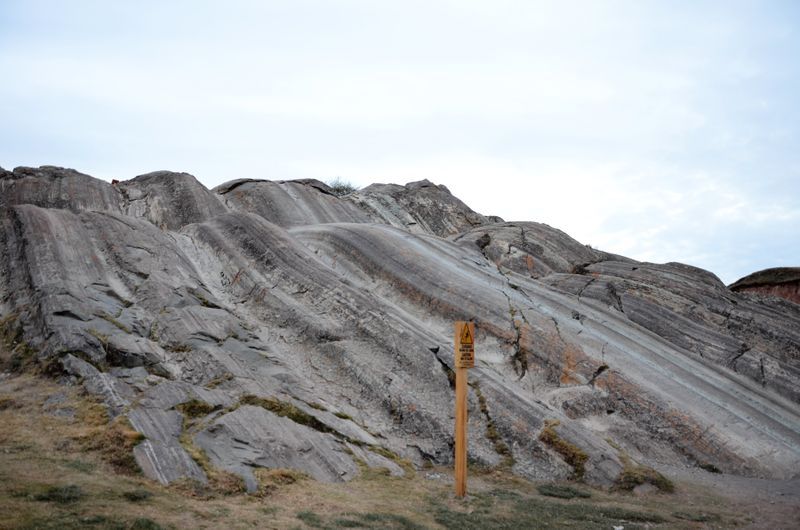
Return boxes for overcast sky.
[1,1,798,284]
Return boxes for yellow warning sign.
[460,324,473,346]
[455,321,475,369]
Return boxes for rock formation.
[730,267,800,305]
[1,165,798,493]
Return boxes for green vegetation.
[164,342,191,353]
[0,370,755,530]
[334,513,426,529]
[33,484,85,504]
[240,394,335,434]
[615,454,675,493]
[537,483,592,499]
[82,416,145,475]
[673,510,722,522]
[0,314,38,373]
[98,313,131,334]
[189,288,221,309]
[122,489,152,502]
[297,510,325,527]
[471,382,513,466]
[63,459,95,473]
[255,467,306,496]
[539,419,589,480]
[177,417,247,497]
[86,328,109,347]
[205,372,234,388]
[176,398,219,418]
[327,178,357,196]
[17,515,165,530]
[699,462,722,473]
[0,396,20,410]
[430,489,666,529]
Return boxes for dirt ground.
[1,371,798,529]
[659,465,800,529]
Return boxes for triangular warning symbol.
[460,324,473,345]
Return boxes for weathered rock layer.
[730,267,800,305]
[1,165,798,492]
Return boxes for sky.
[1,1,798,284]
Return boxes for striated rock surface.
[214,178,372,228]
[730,267,800,305]
[0,165,123,213]
[350,179,502,237]
[1,165,798,494]
[119,171,229,230]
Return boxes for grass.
[429,490,667,529]
[240,394,335,435]
[0,369,767,530]
[33,484,85,504]
[538,419,589,480]
[0,314,39,373]
[537,483,592,499]
[615,454,675,493]
[327,178,357,196]
[81,415,145,474]
[673,510,722,522]
[98,313,131,334]
[164,342,192,353]
[332,512,426,529]
[0,396,20,410]
[177,430,247,497]
[122,489,153,502]
[64,459,96,473]
[254,468,307,497]
[699,462,722,473]
[15,515,166,530]
[87,328,109,347]
[471,382,512,467]
[297,509,325,527]
[176,398,220,418]
[205,372,234,388]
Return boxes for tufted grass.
[0,369,770,530]
[538,419,589,480]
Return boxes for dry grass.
[0,371,772,529]
[471,382,513,467]
[177,414,247,497]
[82,416,146,474]
[615,455,675,493]
[176,398,219,419]
[538,419,589,480]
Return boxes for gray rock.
[134,440,207,485]
[194,405,359,492]
[119,171,228,230]
[351,179,500,237]
[1,165,123,213]
[213,179,371,228]
[2,166,798,490]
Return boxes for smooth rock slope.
[1,165,798,492]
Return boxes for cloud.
[0,0,798,284]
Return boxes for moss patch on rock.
[538,419,588,480]
[615,454,674,493]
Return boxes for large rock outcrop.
[1,165,798,493]
[730,267,800,305]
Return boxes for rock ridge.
[1,164,798,491]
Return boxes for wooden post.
[454,365,468,497]
[454,321,475,498]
